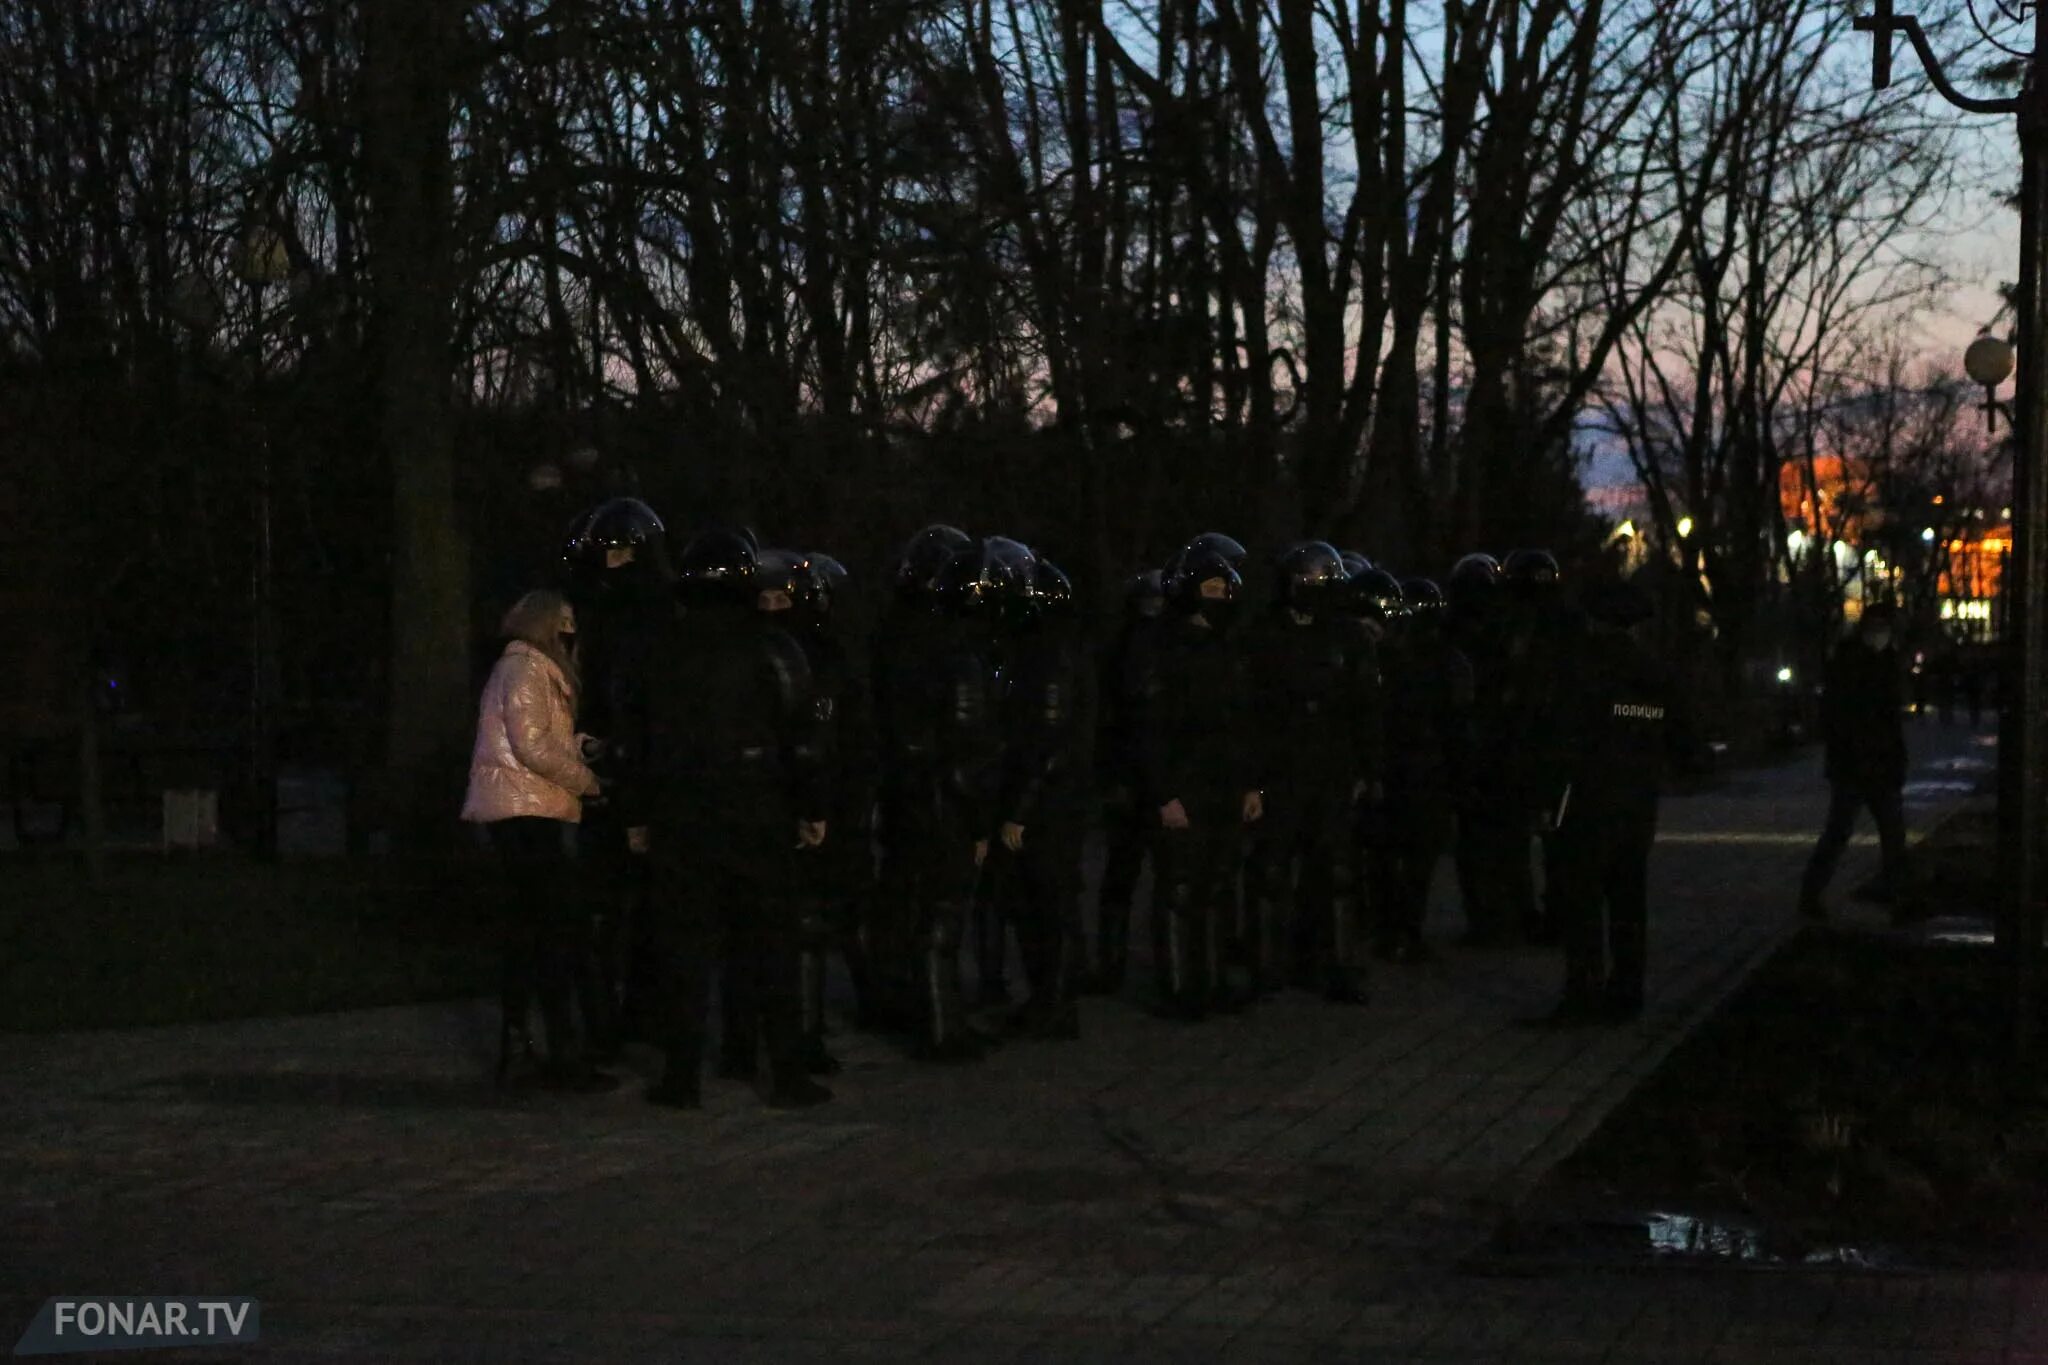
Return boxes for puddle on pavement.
[1924,923,1999,946]
[1485,1210,1908,1271]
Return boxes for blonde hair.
[500,589,580,709]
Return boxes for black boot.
[920,910,984,1063]
[1085,901,1131,995]
[495,1021,542,1091]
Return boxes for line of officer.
[563,502,1681,1105]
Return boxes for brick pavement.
[3,722,2039,1363]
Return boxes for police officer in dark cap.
[1125,543,1262,1018]
[560,496,673,1055]
[1372,577,1473,961]
[1531,576,1692,1025]
[991,557,1095,1038]
[1245,541,1381,1004]
[1089,568,1167,994]
[613,528,833,1108]
[871,534,1004,1061]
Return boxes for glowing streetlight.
[1966,333,2017,432]
[1676,516,1695,539]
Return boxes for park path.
[4,720,2041,1364]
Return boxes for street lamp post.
[171,223,291,861]
[1857,0,2045,1063]
[233,224,290,862]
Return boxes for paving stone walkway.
[4,723,2039,1363]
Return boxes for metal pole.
[2012,38,2048,1064]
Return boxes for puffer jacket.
[461,641,601,824]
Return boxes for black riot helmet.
[984,537,1040,625]
[1402,577,1446,618]
[803,552,849,620]
[1170,545,1244,626]
[1273,541,1349,613]
[1339,550,1373,580]
[674,528,758,606]
[894,524,972,607]
[1449,552,1502,589]
[1447,553,1503,613]
[1503,548,1562,590]
[754,548,810,614]
[1126,569,1166,619]
[563,497,671,586]
[933,538,1026,619]
[1349,567,1406,624]
[1184,531,1248,572]
[1032,560,1076,618]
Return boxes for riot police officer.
[991,558,1094,1038]
[614,529,833,1109]
[872,534,1004,1061]
[1499,548,1581,945]
[1532,577,1689,1024]
[1089,568,1167,994]
[1447,552,1528,945]
[560,496,673,1055]
[972,535,1040,1006]
[757,549,869,1075]
[1244,542,1380,1004]
[1374,577,1474,961]
[1125,544,1261,1018]
[867,524,971,1033]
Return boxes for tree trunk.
[363,0,469,846]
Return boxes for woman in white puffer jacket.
[462,590,613,1092]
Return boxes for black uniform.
[1126,614,1254,1017]
[1451,590,1531,943]
[992,617,1095,1036]
[615,602,829,1105]
[563,573,669,1051]
[1373,628,1474,956]
[1244,610,1381,1000]
[1092,608,1160,992]
[872,607,1002,1059]
[1540,608,1686,1019]
[789,620,875,1066]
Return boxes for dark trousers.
[1258,782,1363,992]
[1549,802,1656,1008]
[1455,807,1536,941]
[1372,801,1453,946]
[648,852,805,1097]
[997,818,1084,1009]
[1801,780,1909,904]
[876,793,981,1049]
[576,810,652,1048]
[488,817,587,1059]
[1151,805,1242,1014]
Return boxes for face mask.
[1866,629,1893,652]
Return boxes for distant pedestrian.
[1799,603,1912,923]
[461,589,618,1093]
